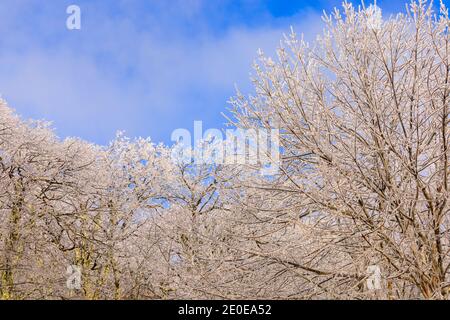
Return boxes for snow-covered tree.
[1,0,449,301]
[228,0,450,299]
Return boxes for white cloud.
[0,0,324,144]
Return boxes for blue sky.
[0,0,445,145]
